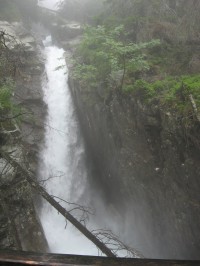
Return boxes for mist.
[38,0,63,10]
[1,0,199,261]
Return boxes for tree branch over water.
[0,150,116,257]
[51,195,94,226]
[92,229,144,258]
[0,150,144,258]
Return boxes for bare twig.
[91,229,144,258]
[0,112,29,122]
[51,195,94,225]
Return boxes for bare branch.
[51,195,94,225]
[39,172,65,185]
[0,112,29,122]
[0,150,116,258]
[91,229,144,258]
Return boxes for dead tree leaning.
[0,150,116,258]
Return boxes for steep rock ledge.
[0,21,48,252]
[69,77,200,259]
[38,7,82,49]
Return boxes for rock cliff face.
[0,21,48,252]
[69,78,200,259]
[38,7,82,47]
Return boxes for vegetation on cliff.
[0,0,38,124]
[68,1,200,258]
[71,0,200,121]
[72,25,159,92]
[0,1,46,251]
[0,32,16,125]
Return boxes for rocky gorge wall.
[0,9,84,252]
[68,78,200,259]
[0,21,48,252]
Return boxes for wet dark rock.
[38,7,82,45]
[51,22,82,42]
[0,21,48,252]
[69,77,200,260]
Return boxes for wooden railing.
[0,250,199,266]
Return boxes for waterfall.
[38,36,98,255]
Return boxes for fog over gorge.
[38,0,62,10]
[0,0,200,263]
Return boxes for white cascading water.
[38,36,98,255]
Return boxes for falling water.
[38,36,98,255]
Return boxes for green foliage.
[0,78,14,112]
[73,25,160,91]
[0,39,15,116]
[72,63,98,88]
[71,0,200,122]
[126,75,200,112]
[148,43,194,75]
[0,31,19,123]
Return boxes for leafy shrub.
[127,75,200,112]
[0,78,14,112]
[73,25,160,92]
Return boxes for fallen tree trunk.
[0,150,116,258]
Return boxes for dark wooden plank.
[0,250,200,266]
